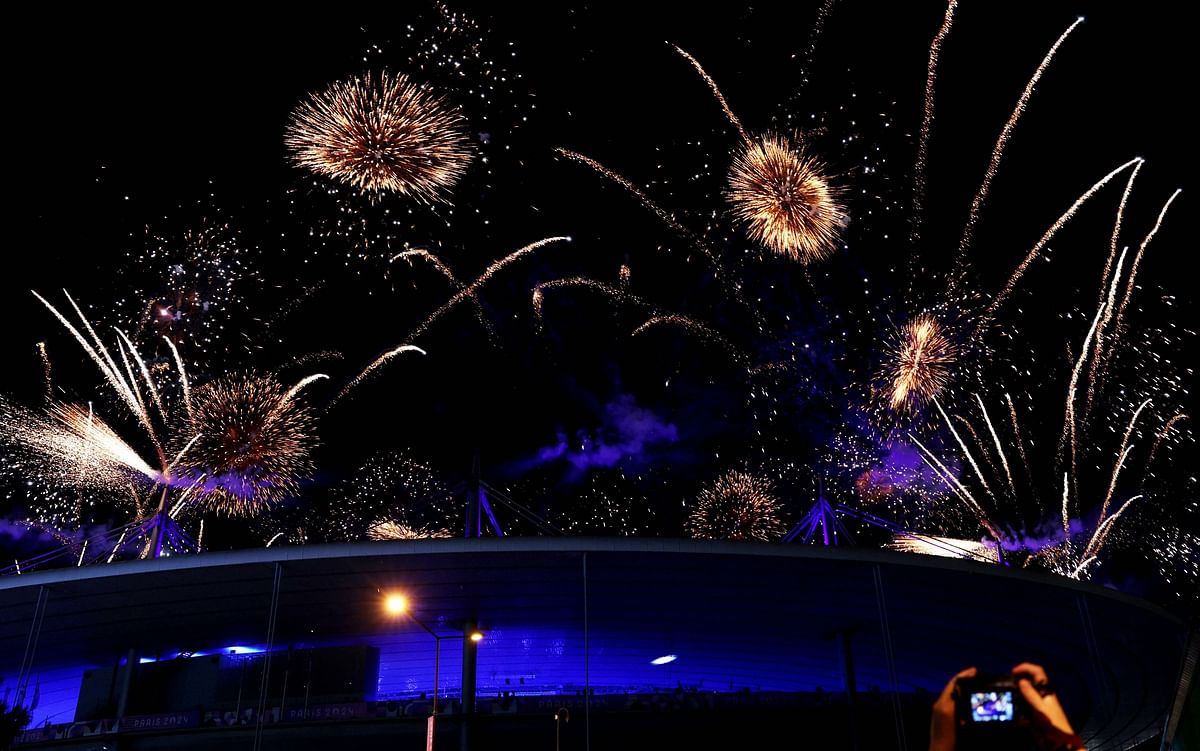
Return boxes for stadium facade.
[1,539,1192,749]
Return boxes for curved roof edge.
[0,537,1183,622]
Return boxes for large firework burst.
[686,470,787,542]
[884,313,956,414]
[726,133,846,263]
[285,71,472,203]
[174,372,317,516]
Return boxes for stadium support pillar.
[115,648,136,724]
[839,631,861,751]
[460,620,479,750]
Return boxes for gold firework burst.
[726,133,846,263]
[174,372,317,516]
[886,313,956,413]
[367,520,453,541]
[285,71,472,203]
[686,470,786,542]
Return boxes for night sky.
[1,3,1194,607]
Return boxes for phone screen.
[970,691,1015,722]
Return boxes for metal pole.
[115,647,136,724]
[433,637,441,715]
[152,487,169,559]
[461,620,478,751]
[252,562,283,751]
[872,565,907,751]
[462,621,478,713]
[16,585,48,708]
[582,553,590,751]
[839,631,860,751]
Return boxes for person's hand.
[929,666,975,751]
[1011,663,1086,750]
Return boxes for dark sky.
[1,2,1193,600]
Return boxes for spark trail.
[672,45,749,143]
[910,0,957,248]
[952,16,1084,286]
[982,157,1142,325]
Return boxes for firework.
[632,314,746,365]
[554,150,723,270]
[322,452,460,542]
[122,222,254,358]
[532,276,656,324]
[886,534,997,563]
[285,71,472,203]
[550,470,659,537]
[982,157,1141,324]
[174,372,318,516]
[910,0,957,247]
[726,133,846,263]
[341,237,569,401]
[686,470,787,542]
[0,399,161,490]
[366,520,453,541]
[391,248,495,340]
[951,17,1084,283]
[672,45,749,142]
[884,313,956,413]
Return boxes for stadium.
[2,538,1193,749]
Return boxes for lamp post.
[383,594,484,733]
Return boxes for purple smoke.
[536,394,679,474]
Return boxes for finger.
[938,667,977,704]
[1011,662,1048,684]
[1016,674,1046,711]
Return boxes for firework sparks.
[123,222,254,357]
[632,314,746,365]
[367,520,453,541]
[554,150,722,268]
[36,342,52,402]
[910,0,957,247]
[672,45,749,142]
[1062,252,1124,487]
[334,345,426,404]
[727,133,846,263]
[408,237,570,342]
[1146,414,1189,477]
[390,248,495,340]
[952,16,1084,283]
[886,534,997,563]
[532,276,656,324]
[885,313,955,413]
[982,157,1141,323]
[1112,189,1182,347]
[322,451,460,543]
[163,336,192,421]
[342,237,569,401]
[285,71,472,203]
[174,372,318,516]
[0,399,161,488]
[686,470,786,542]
